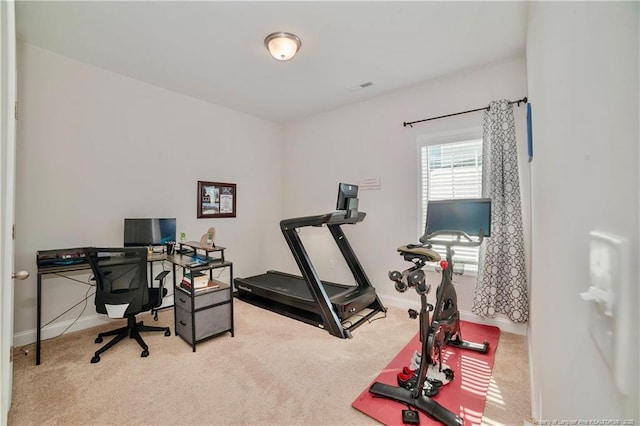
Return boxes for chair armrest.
[152,270,170,307]
[154,270,170,282]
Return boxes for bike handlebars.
[419,229,485,248]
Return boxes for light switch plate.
[586,230,631,395]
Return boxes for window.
[419,132,483,274]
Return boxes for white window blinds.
[420,139,483,273]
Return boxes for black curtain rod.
[403,96,528,128]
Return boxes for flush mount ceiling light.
[264,32,301,61]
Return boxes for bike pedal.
[443,368,455,381]
[423,382,439,397]
[427,377,443,388]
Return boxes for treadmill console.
[336,183,359,219]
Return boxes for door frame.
[1,0,18,423]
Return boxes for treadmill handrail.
[280,211,366,230]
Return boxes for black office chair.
[84,247,171,363]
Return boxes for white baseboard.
[13,314,112,348]
[13,294,176,348]
[459,311,527,336]
[17,294,526,348]
[381,294,528,336]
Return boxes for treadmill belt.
[240,270,351,302]
[234,270,382,335]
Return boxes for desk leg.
[172,262,177,336]
[149,262,154,286]
[229,263,234,337]
[36,274,42,365]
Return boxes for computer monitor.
[123,218,176,247]
[336,183,359,211]
[424,198,492,238]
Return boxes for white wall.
[13,43,284,344]
[282,57,529,334]
[527,2,639,420]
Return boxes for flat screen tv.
[424,198,492,238]
[124,218,176,247]
[336,183,359,211]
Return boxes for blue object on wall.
[527,102,533,162]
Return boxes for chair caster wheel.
[91,355,100,363]
[141,349,149,357]
[164,330,171,336]
[95,337,103,344]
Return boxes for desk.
[35,247,233,365]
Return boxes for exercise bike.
[418,230,490,368]
[369,199,492,426]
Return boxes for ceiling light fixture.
[264,32,301,61]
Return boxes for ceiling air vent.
[347,81,374,92]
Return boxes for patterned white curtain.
[472,100,529,322]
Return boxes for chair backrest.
[84,247,149,319]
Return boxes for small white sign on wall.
[359,177,381,191]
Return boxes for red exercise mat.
[352,320,500,425]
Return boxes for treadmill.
[234,183,386,338]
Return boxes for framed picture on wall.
[197,181,236,218]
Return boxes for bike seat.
[397,245,441,262]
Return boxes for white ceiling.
[15,1,528,123]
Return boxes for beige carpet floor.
[9,300,530,425]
